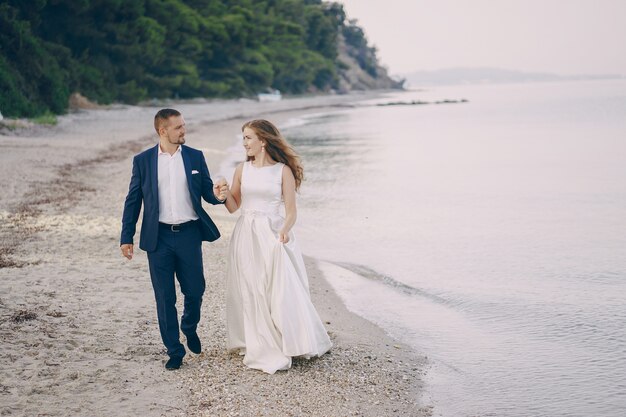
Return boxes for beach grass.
[31,111,58,125]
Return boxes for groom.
[120,108,226,370]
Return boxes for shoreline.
[0,93,429,416]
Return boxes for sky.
[335,0,626,76]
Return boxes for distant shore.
[0,93,429,416]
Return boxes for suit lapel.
[150,144,159,202]
[180,145,194,195]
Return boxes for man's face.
[161,115,186,144]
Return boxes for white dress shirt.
[157,145,198,224]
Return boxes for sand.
[0,94,431,416]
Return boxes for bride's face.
[243,127,264,158]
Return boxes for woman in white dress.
[221,119,332,374]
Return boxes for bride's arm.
[223,163,243,213]
[279,166,297,243]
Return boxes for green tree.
[0,0,387,117]
[0,2,70,116]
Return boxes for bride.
[221,119,332,374]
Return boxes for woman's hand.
[278,230,290,244]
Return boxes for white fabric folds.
[226,162,332,374]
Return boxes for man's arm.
[120,156,143,256]
[200,153,226,205]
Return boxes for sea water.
[279,80,626,417]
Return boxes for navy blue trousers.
[147,221,205,358]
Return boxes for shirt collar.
[158,144,182,156]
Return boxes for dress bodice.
[240,161,284,215]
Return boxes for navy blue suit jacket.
[120,144,223,252]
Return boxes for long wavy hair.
[242,119,304,190]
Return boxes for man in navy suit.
[120,108,226,370]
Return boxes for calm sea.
[275,80,626,417]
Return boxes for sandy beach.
[0,94,430,416]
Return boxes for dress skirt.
[226,209,332,374]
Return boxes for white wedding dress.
[226,161,332,374]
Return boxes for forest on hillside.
[0,0,394,118]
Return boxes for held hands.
[213,177,229,201]
[121,244,134,260]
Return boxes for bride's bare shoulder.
[281,164,294,179]
[232,162,246,183]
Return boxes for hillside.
[0,0,401,118]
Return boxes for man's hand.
[121,244,134,260]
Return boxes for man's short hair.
[154,108,181,134]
